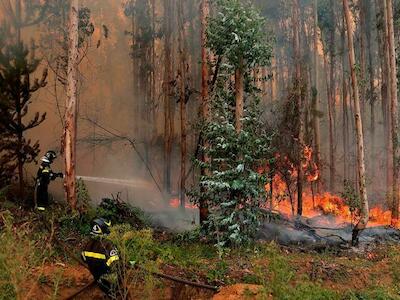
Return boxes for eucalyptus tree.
[191,0,274,247]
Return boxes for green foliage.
[190,0,274,249]
[344,287,398,300]
[206,260,229,283]
[108,225,160,297]
[0,25,47,189]
[173,227,202,244]
[0,211,42,299]
[317,0,335,51]
[207,0,273,68]
[97,196,151,229]
[40,0,96,80]
[76,178,91,213]
[282,283,339,300]
[59,210,94,237]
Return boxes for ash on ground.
[257,212,400,249]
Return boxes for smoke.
[257,214,400,247]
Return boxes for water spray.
[76,175,153,189]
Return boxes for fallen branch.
[137,265,219,291]
[62,280,96,300]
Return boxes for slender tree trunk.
[365,0,376,171]
[386,0,400,225]
[64,0,79,211]
[381,0,393,196]
[178,0,187,208]
[341,23,350,182]
[293,0,304,215]
[163,0,172,194]
[343,0,369,244]
[313,0,322,193]
[200,0,210,223]
[360,0,367,117]
[235,57,244,133]
[328,0,336,191]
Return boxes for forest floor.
[22,242,400,299]
[2,200,400,300]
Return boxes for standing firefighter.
[35,150,63,211]
[82,218,123,298]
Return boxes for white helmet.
[41,150,57,163]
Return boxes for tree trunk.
[178,0,187,208]
[359,0,367,117]
[328,0,336,192]
[386,0,400,225]
[163,0,172,194]
[293,0,304,216]
[235,57,244,133]
[200,0,210,223]
[365,0,376,172]
[343,0,369,244]
[64,0,79,211]
[313,0,322,193]
[341,22,350,182]
[380,0,393,196]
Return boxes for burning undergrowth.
[258,173,400,248]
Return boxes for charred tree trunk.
[178,0,187,208]
[199,0,210,223]
[293,0,304,216]
[64,0,79,211]
[386,0,400,225]
[313,0,322,193]
[163,0,172,194]
[343,0,369,244]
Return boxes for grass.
[2,203,400,299]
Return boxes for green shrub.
[108,225,160,298]
[0,211,43,299]
[97,197,151,229]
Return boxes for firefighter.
[82,218,122,298]
[35,150,63,211]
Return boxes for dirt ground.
[24,264,216,300]
[22,244,399,300]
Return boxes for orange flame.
[267,174,393,227]
[169,198,197,209]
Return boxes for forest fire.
[169,198,197,209]
[267,174,393,228]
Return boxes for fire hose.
[41,221,218,299]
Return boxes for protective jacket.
[82,237,120,297]
[35,162,62,210]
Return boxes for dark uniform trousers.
[35,163,59,211]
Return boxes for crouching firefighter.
[35,150,63,211]
[82,218,124,299]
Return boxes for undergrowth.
[0,211,43,299]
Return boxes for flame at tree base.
[268,192,393,227]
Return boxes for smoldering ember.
[2,0,400,299]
